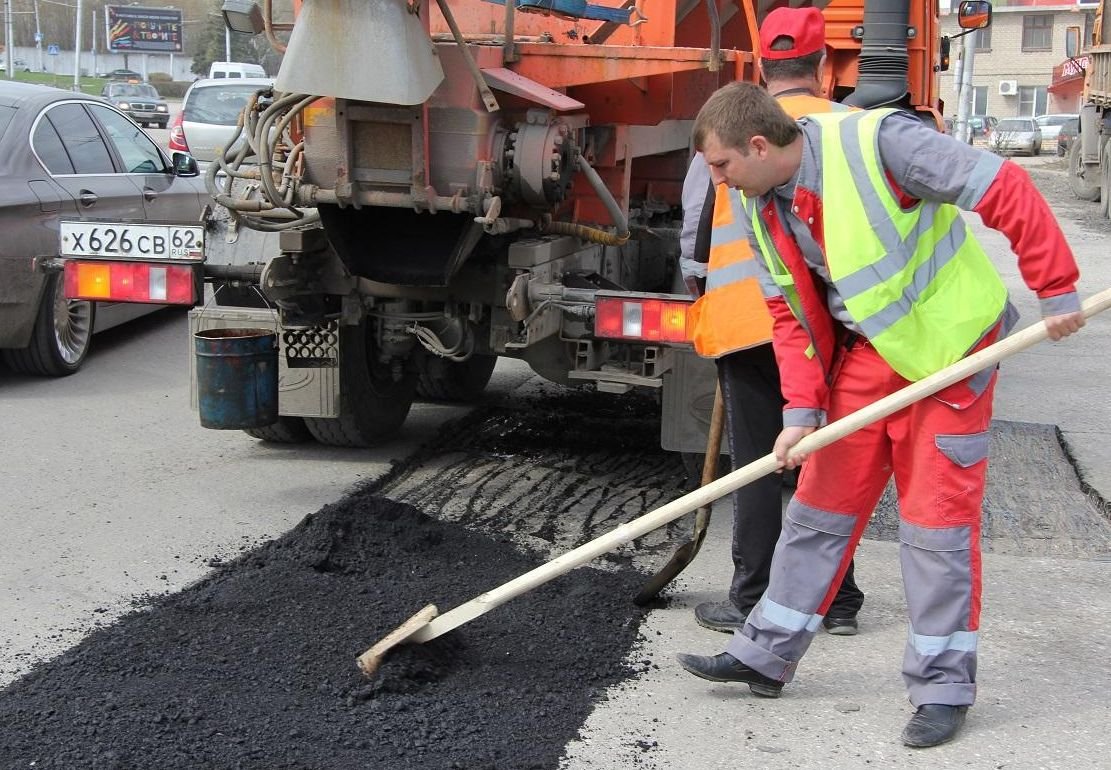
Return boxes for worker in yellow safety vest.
[678,6,863,637]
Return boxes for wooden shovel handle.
[407,287,1111,644]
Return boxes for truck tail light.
[64,261,196,305]
[595,296,692,343]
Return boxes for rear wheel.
[303,321,417,447]
[1067,139,1102,202]
[2,272,95,377]
[242,417,313,443]
[415,353,497,402]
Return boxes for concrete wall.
[939,6,1094,118]
[6,44,197,82]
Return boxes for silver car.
[169,77,273,163]
[988,118,1042,156]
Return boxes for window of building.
[974,26,991,51]
[1018,86,1048,116]
[1021,14,1053,51]
[1083,12,1095,50]
[973,85,988,115]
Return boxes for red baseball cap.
[759,6,826,60]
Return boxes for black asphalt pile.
[0,494,651,769]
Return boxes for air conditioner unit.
[998,80,1018,96]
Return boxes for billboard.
[105,6,184,53]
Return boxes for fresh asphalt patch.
[868,419,1111,558]
[0,391,688,769]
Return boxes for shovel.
[357,288,1110,678]
[632,383,725,606]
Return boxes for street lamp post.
[3,0,14,80]
[33,0,43,72]
[73,0,83,91]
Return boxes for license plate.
[60,222,204,261]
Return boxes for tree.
[188,1,263,76]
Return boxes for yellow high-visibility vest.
[746,108,1008,381]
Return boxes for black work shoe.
[675,652,783,698]
[821,615,859,636]
[694,601,748,633]
[901,704,968,748]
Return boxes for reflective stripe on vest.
[689,184,773,357]
[689,95,846,359]
[742,202,818,361]
[748,109,1008,381]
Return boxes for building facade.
[940,0,1099,119]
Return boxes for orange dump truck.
[67,0,978,449]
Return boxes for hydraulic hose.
[541,220,629,247]
[572,153,630,244]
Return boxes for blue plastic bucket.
[194,328,278,429]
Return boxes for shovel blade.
[356,604,439,678]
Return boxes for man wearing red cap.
[679,5,863,639]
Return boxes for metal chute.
[275,0,444,104]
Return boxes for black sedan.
[0,81,206,376]
[100,81,171,129]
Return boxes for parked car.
[0,81,206,376]
[1057,116,1080,157]
[988,117,1043,156]
[100,81,170,129]
[104,69,143,82]
[170,77,273,163]
[968,115,998,141]
[1033,113,1077,143]
[0,59,31,73]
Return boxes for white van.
[208,61,267,79]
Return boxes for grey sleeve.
[679,152,710,284]
[876,112,1004,210]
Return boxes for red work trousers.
[729,339,996,707]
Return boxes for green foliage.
[8,70,106,96]
[154,81,193,98]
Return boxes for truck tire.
[2,272,95,377]
[415,353,497,402]
[1068,139,1101,202]
[303,322,416,447]
[242,417,313,443]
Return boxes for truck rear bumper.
[188,305,341,419]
